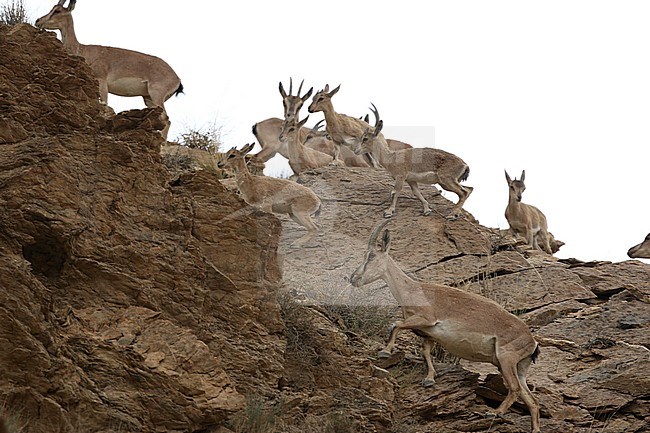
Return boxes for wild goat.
[253,80,369,167]
[504,170,553,254]
[35,0,183,139]
[279,78,313,123]
[353,118,472,218]
[350,221,541,433]
[252,117,371,167]
[302,120,371,167]
[308,84,391,167]
[628,233,650,259]
[217,143,321,246]
[253,78,313,163]
[308,86,412,166]
[307,84,369,165]
[279,116,333,176]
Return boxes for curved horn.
[369,103,380,127]
[289,77,293,96]
[312,119,326,131]
[297,79,304,97]
[367,220,390,250]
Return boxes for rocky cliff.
[1,25,283,433]
[1,24,648,433]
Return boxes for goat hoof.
[377,350,391,358]
[383,211,394,219]
[422,210,432,216]
[421,379,436,387]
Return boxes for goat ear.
[323,84,330,93]
[520,170,526,182]
[279,81,287,98]
[242,143,255,155]
[302,87,313,101]
[505,170,512,184]
[381,230,391,252]
[298,116,309,129]
[328,84,341,97]
[68,0,77,10]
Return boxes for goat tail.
[531,343,540,364]
[459,165,470,183]
[252,122,259,137]
[314,203,322,218]
[174,82,184,97]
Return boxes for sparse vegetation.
[322,303,394,341]
[229,397,363,433]
[0,0,28,25]
[175,121,223,154]
[312,411,362,433]
[278,292,322,370]
[230,397,282,433]
[0,403,23,433]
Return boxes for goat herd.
[34,2,649,432]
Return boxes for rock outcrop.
[278,167,649,432]
[1,23,648,433]
[1,24,283,432]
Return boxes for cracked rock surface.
[279,166,649,432]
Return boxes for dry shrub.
[0,0,28,26]
[230,397,282,433]
[175,121,223,154]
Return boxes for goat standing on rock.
[350,220,541,433]
[353,114,472,218]
[504,170,555,254]
[35,0,183,139]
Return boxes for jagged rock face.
[0,25,284,432]
[279,167,650,432]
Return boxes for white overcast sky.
[28,0,649,263]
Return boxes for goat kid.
[504,170,553,254]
